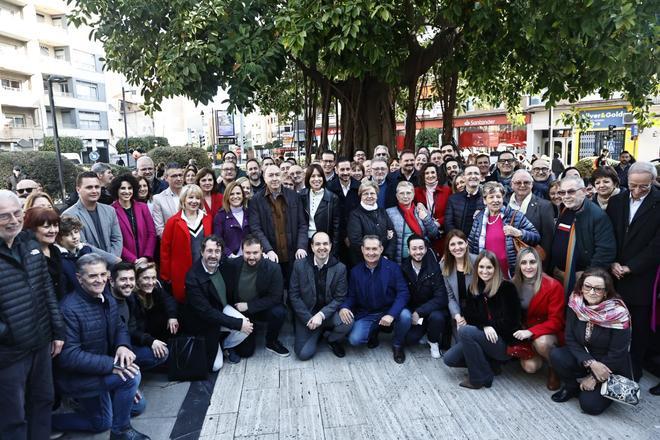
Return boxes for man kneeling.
[289,232,352,360]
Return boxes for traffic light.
[199,134,206,147]
[607,124,615,139]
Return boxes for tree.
[40,136,83,154]
[71,0,658,158]
[415,129,441,150]
[115,136,170,154]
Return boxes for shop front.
[455,114,529,151]
[573,107,629,161]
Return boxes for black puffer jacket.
[401,251,449,317]
[0,231,64,368]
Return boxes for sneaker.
[109,426,151,440]
[428,341,441,359]
[49,432,64,439]
[225,348,241,364]
[266,340,290,357]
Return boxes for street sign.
[89,151,100,161]
[218,137,236,145]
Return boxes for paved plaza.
[64,327,660,440]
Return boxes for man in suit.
[509,169,554,261]
[63,171,123,259]
[289,232,352,360]
[152,163,184,237]
[606,162,660,381]
[326,157,360,265]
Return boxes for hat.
[13,165,21,171]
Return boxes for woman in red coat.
[196,167,223,220]
[161,184,212,303]
[414,162,452,257]
[511,247,565,390]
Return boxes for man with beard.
[246,158,265,194]
[385,149,418,208]
[442,158,462,186]
[136,156,168,195]
[486,150,517,200]
[353,149,366,165]
[327,157,360,265]
[613,150,635,190]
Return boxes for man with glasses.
[321,150,337,183]
[288,164,306,192]
[548,176,615,297]
[509,170,554,261]
[486,150,517,200]
[353,150,366,165]
[606,162,660,382]
[136,156,168,195]
[372,144,390,161]
[0,190,64,439]
[530,158,554,200]
[369,158,393,208]
[15,179,39,200]
[152,163,185,236]
[218,161,237,194]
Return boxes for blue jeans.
[133,345,168,371]
[52,371,142,435]
[347,308,412,348]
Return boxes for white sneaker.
[429,342,441,359]
[212,343,224,371]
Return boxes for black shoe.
[367,332,380,349]
[551,387,579,403]
[650,383,660,396]
[109,427,151,440]
[459,379,491,390]
[393,347,406,364]
[327,340,346,358]
[225,348,241,364]
[266,340,290,357]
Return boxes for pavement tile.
[234,388,280,437]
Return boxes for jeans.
[133,345,168,372]
[0,344,54,440]
[347,308,412,348]
[234,304,288,358]
[405,310,447,345]
[294,313,353,361]
[52,371,142,435]
[443,325,509,386]
[550,346,613,415]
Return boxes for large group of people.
[1,145,659,439]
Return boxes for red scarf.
[399,203,422,236]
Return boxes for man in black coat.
[221,235,290,357]
[400,235,449,359]
[384,149,418,208]
[606,162,660,380]
[445,165,484,236]
[326,157,360,265]
[0,190,64,439]
[184,236,253,371]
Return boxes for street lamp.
[121,86,135,167]
[47,75,68,203]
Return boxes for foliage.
[115,136,169,154]
[415,129,441,150]
[147,146,211,169]
[0,151,81,198]
[574,157,619,178]
[40,136,84,153]
[109,164,132,176]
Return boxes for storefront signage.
[579,108,625,129]
[454,114,529,127]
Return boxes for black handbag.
[167,335,209,381]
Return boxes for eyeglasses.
[557,189,581,196]
[582,283,606,294]
[16,187,36,195]
[513,181,532,186]
[628,183,652,191]
[532,167,550,173]
[0,209,23,222]
[498,159,515,164]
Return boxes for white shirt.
[339,180,351,196]
[629,193,649,224]
[308,189,324,237]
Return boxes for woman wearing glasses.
[550,268,631,415]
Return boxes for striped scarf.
[568,293,630,330]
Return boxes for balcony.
[37,22,69,47]
[0,51,33,75]
[39,55,74,77]
[0,89,41,108]
[0,14,33,42]
[0,125,44,142]
[33,0,68,15]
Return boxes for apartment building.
[0,0,111,162]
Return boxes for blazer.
[111,200,157,263]
[510,194,555,263]
[213,207,250,257]
[160,210,212,303]
[521,274,566,344]
[63,200,123,257]
[441,253,478,317]
[300,188,341,251]
[152,187,180,236]
[606,187,660,306]
[288,256,347,324]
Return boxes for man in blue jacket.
[339,235,411,363]
[53,253,149,440]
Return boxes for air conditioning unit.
[623,112,636,124]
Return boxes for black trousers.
[628,305,652,380]
[550,346,613,415]
[233,304,288,358]
[404,310,447,345]
[0,343,54,439]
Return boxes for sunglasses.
[557,189,581,196]
[17,187,37,195]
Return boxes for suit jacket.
[152,187,180,236]
[63,200,123,257]
[111,200,156,263]
[326,177,360,240]
[300,188,340,251]
[288,256,347,323]
[606,187,660,306]
[511,194,555,263]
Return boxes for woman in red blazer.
[110,174,157,263]
[511,247,565,390]
[414,162,452,257]
[196,167,223,220]
[161,184,212,303]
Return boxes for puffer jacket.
[400,252,448,317]
[0,231,64,368]
[55,287,131,397]
[386,205,439,263]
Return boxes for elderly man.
[0,190,64,439]
[288,164,306,192]
[289,232,352,360]
[339,235,411,363]
[91,162,114,205]
[15,178,39,201]
[372,144,390,161]
[152,163,184,236]
[217,161,237,194]
[136,156,168,195]
[53,254,149,440]
[531,158,554,200]
[509,169,554,261]
[486,150,517,199]
[549,176,616,296]
[445,165,484,236]
[606,162,660,381]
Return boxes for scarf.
[360,202,378,211]
[399,203,422,236]
[568,292,630,329]
[181,210,205,237]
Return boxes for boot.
[546,367,561,391]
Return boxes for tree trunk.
[319,83,331,153]
[440,70,459,145]
[404,77,418,152]
[303,76,318,164]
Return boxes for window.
[36,13,45,22]
[76,81,98,100]
[0,2,21,18]
[2,79,22,92]
[44,80,70,96]
[74,50,96,71]
[6,114,26,128]
[40,45,50,56]
[60,110,74,128]
[79,111,101,129]
[0,37,24,55]
[51,15,65,28]
[528,95,543,106]
[54,47,66,61]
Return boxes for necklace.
[486,214,500,225]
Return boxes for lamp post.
[122,86,130,167]
[47,75,68,203]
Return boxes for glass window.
[51,15,65,28]
[79,111,101,129]
[6,114,26,128]
[76,81,98,100]
[40,45,50,56]
[0,2,21,18]
[61,110,75,128]
[74,50,96,71]
[0,38,24,55]
[36,13,45,22]
[54,47,66,61]
[2,78,22,92]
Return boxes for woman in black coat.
[444,250,521,389]
[347,180,395,266]
[550,268,632,415]
[299,164,340,252]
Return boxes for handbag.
[167,335,209,381]
[509,212,546,261]
[506,342,536,360]
[599,347,640,406]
